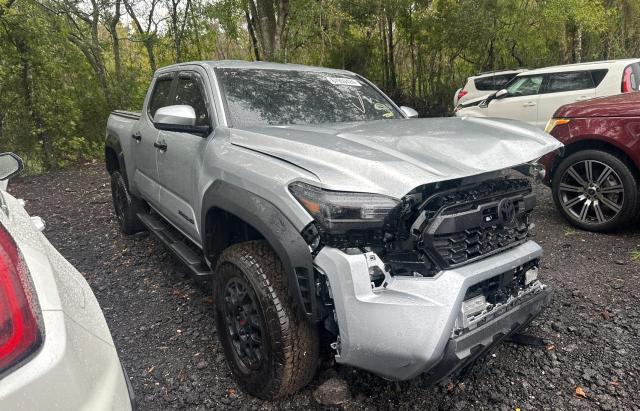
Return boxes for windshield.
[215,68,402,127]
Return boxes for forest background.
[0,0,638,171]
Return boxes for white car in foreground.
[455,59,640,129]
[0,153,133,410]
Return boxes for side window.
[474,76,495,91]
[506,75,544,97]
[174,73,210,127]
[148,77,174,119]
[493,74,517,89]
[545,71,594,93]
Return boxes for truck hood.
[229,117,562,199]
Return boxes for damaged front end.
[290,170,551,382]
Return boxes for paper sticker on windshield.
[326,77,361,87]
[374,102,395,118]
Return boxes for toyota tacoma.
[105,60,562,399]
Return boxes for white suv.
[455,59,640,129]
[453,69,526,107]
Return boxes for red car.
[540,92,640,232]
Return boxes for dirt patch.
[9,163,640,410]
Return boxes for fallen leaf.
[609,381,620,386]
[601,310,610,320]
[446,382,455,394]
[227,388,237,397]
[546,344,556,351]
[575,386,587,399]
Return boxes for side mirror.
[0,153,24,181]
[400,106,419,118]
[495,89,508,99]
[153,105,210,136]
[155,105,196,126]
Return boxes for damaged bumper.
[314,240,549,381]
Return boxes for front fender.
[201,181,317,321]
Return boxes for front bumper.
[314,240,548,381]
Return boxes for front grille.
[433,224,529,266]
[417,179,535,270]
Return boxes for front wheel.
[213,241,318,399]
[552,150,639,232]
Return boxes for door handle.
[131,131,142,141]
[523,102,536,107]
[153,142,167,151]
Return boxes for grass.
[631,249,640,263]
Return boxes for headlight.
[289,182,400,233]
[544,118,570,134]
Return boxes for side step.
[137,212,212,278]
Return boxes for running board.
[137,212,212,278]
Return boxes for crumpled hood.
[230,117,563,199]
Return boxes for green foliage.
[1,0,639,172]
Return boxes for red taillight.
[0,223,41,374]
[622,66,633,93]
[457,90,468,100]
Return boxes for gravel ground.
[9,162,640,410]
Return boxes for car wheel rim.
[223,277,264,372]
[559,159,624,225]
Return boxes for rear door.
[487,74,544,125]
[155,69,214,244]
[537,71,596,128]
[132,73,175,204]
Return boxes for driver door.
[487,75,544,126]
[155,70,214,245]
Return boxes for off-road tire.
[213,240,318,399]
[110,171,146,235]
[552,150,639,232]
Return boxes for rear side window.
[148,77,173,119]
[591,69,608,87]
[173,73,210,126]
[474,73,519,91]
[545,71,594,93]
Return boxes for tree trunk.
[574,24,582,63]
[386,10,396,93]
[245,7,261,60]
[16,40,55,170]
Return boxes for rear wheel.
[552,150,639,232]
[110,171,146,235]
[213,240,318,399]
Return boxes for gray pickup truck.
[105,60,562,399]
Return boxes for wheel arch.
[549,138,640,183]
[201,181,317,321]
[105,134,130,184]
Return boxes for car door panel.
[537,71,597,129]
[486,75,543,126]
[155,70,213,244]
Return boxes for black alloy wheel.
[222,277,264,372]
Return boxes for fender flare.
[105,134,129,185]
[201,181,317,321]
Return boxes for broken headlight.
[289,181,399,237]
